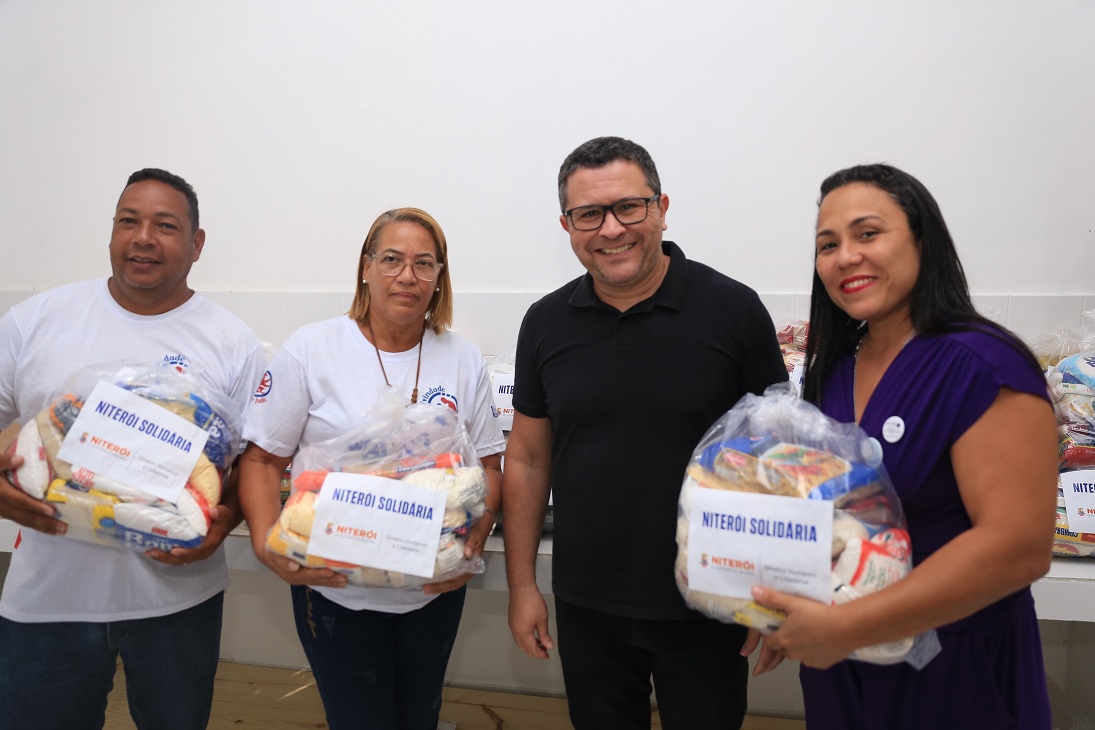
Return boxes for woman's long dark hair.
[802,164,1039,404]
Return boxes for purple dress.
[802,328,1052,730]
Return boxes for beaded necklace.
[366,320,425,404]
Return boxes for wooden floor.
[105,660,805,729]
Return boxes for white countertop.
[1029,557,1095,622]
[1,518,1089,620]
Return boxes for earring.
[362,279,368,285]
[435,287,440,292]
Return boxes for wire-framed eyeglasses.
[564,195,660,231]
[369,254,444,282]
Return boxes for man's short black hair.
[124,168,200,231]
[557,136,661,212]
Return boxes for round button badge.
[882,416,906,443]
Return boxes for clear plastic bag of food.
[1053,350,1095,470]
[1050,348,1095,557]
[265,391,488,588]
[1031,329,1085,371]
[4,361,240,551]
[675,383,940,667]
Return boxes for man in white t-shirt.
[0,169,267,730]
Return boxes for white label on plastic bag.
[687,487,833,603]
[492,373,515,431]
[57,381,208,503]
[1060,470,1095,533]
[307,472,446,578]
[790,364,805,397]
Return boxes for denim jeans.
[291,585,466,730]
[0,592,223,730]
[554,597,750,730]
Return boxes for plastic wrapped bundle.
[675,384,940,667]
[1053,351,1095,470]
[1047,350,1095,558]
[265,394,488,588]
[4,362,240,551]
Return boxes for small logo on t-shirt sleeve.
[253,370,273,402]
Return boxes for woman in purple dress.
[749,164,1058,729]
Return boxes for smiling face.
[108,179,204,314]
[362,221,440,333]
[560,159,670,307]
[814,182,921,330]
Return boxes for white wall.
[1,0,1093,320]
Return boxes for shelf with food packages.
[1045,346,1095,562]
[1026,324,1095,622]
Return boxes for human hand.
[145,503,235,566]
[508,584,554,659]
[462,512,494,561]
[245,521,348,587]
[751,586,855,670]
[258,548,349,588]
[0,452,66,535]
[421,514,494,595]
[740,627,786,676]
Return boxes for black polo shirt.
[513,241,788,619]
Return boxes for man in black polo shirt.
[501,136,788,729]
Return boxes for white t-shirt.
[243,315,505,613]
[0,278,267,622]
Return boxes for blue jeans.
[291,585,466,730]
[0,592,223,730]
[554,597,750,730]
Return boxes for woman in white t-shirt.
[239,208,505,730]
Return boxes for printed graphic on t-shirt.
[163,354,191,374]
[423,385,458,412]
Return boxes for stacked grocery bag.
[1041,314,1095,557]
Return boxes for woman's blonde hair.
[348,208,453,333]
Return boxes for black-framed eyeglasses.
[368,254,444,282]
[564,195,660,231]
